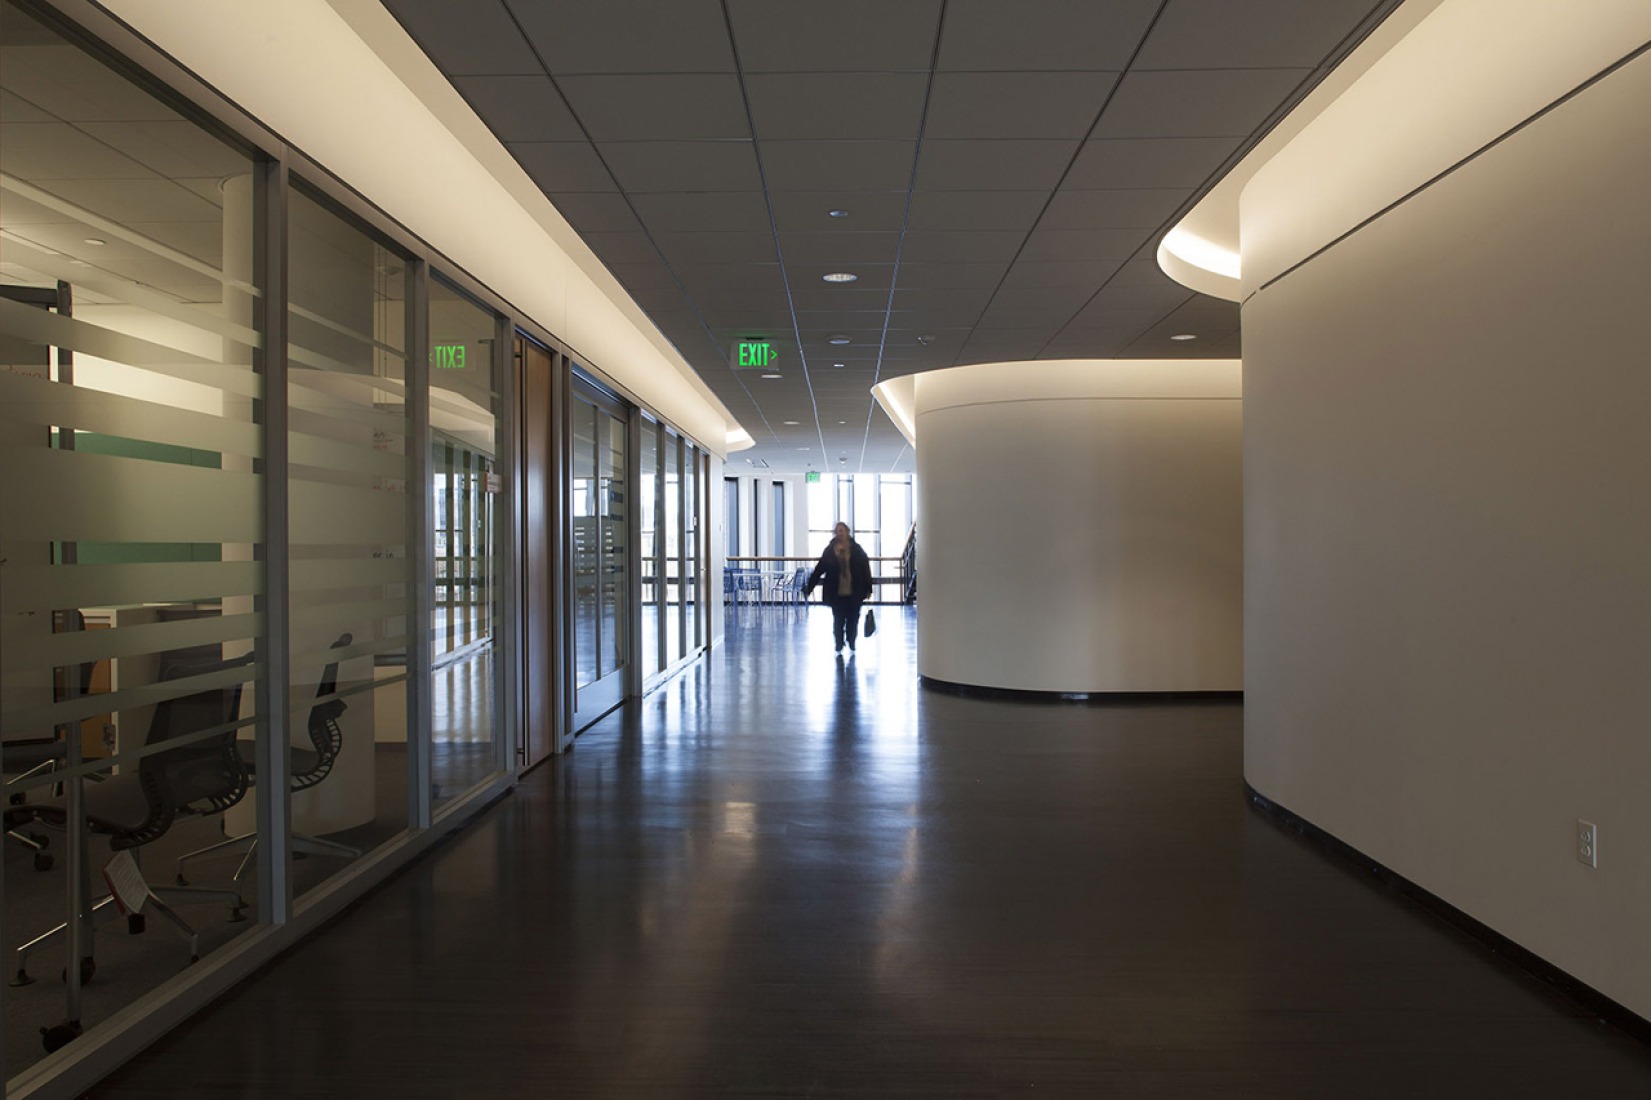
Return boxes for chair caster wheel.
[40,1019,82,1053]
[175,873,190,886]
[33,851,53,872]
[9,969,34,988]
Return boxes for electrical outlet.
[1576,820,1598,868]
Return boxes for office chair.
[5,652,255,987]
[4,611,102,872]
[175,633,360,886]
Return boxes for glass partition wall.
[0,2,713,1088]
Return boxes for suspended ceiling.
[382,0,1402,473]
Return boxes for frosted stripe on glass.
[1,561,262,613]
[291,558,410,589]
[0,299,262,401]
[0,174,258,298]
[290,479,405,542]
[0,373,261,460]
[289,393,408,439]
[2,658,260,735]
[0,235,262,349]
[2,445,261,543]
[12,612,263,672]
[290,303,405,362]
[289,431,405,481]
[290,599,409,634]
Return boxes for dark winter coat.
[805,539,873,603]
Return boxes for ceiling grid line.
[496,0,777,444]
[857,0,948,474]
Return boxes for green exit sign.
[733,339,777,369]
[433,343,466,369]
[805,471,821,483]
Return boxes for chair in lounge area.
[4,651,255,986]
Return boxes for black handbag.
[863,608,877,637]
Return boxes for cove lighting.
[822,272,858,283]
[1161,227,1240,280]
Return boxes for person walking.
[805,522,874,653]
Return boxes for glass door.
[570,379,628,729]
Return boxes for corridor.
[97,607,1651,1097]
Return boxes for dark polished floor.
[96,606,1651,1097]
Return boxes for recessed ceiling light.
[828,209,849,218]
[1170,333,1198,341]
[761,372,782,379]
[828,335,851,345]
[796,446,810,451]
[917,334,935,346]
[832,362,845,369]
[782,420,800,425]
[837,420,846,425]
[83,238,106,246]
[822,272,858,283]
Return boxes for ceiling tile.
[1084,282,1194,314]
[974,304,1078,330]
[1136,0,1382,70]
[1017,227,1147,263]
[899,230,1026,264]
[450,76,582,142]
[654,231,778,266]
[761,142,916,192]
[506,0,736,74]
[598,260,681,290]
[925,72,1119,140]
[937,0,1160,71]
[580,232,665,266]
[1039,188,1192,230]
[385,0,543,75]
[786,284,896,312]
[558,75,749,141]
[598,141,762,191]
[1105,257,1185,287]
[915,140,1078,192]
[897,262,1010,289]
[549,191,644,233]
[998,260,1123,290]
[905,191,1047,233]
[988,284,1098,313]
[771,192,909,233]
[779,231,901,267]
[509,141,616,191]
[746,74,929,141]
[673,261,784,291]
[631,192,773,233]
[1063,137,1242,189]
[1093,69,1311,139]
[727,0,943,72]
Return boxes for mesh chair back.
[294,633,352,792]
[124,652,254,850]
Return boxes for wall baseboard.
[1246,784,1651,1047]
[918,676,1242,704]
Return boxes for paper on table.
[102,849,149,915]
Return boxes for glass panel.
[881,477,912,559]
[0,5,263,1075]
[854,474,879,558]
[807,474,835,546]
[598,409,627,678]
[285,187,410,896]
[428,281,501,806]
[772,482,786,559]
[640,419,660,678]
[684,445,699,648]
[572,399,599,689]
[724,477,739,558]
[663,431,681,667]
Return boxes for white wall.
[911,360,1242,694]
[1243,42,1651,1017]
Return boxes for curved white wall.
[885,360,1242,694]
[1239,11,1651,1019]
